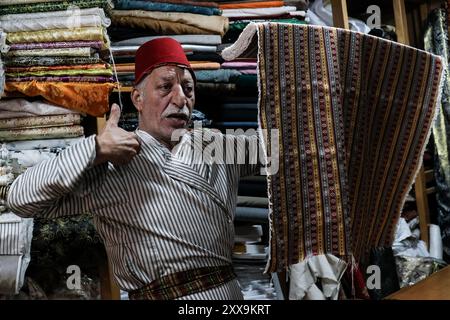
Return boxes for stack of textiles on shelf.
[0,0,116,117]
[108,0,228,85]
[107,0,227,129]
[0,98,84,296]
[221,0,307,43]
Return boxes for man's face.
[132,65,195,147]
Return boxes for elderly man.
[7,38,260,300]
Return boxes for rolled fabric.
[429,224,443,260]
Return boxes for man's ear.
[131,88,144,112]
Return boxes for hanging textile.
[424,8,450,261]
[222,22,443,299]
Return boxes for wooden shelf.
[113,86,133,92]
[386,265,450,300]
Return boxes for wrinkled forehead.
[149,64,195,83]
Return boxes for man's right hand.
[94,103,141,166]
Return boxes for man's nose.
[172,84,187,108]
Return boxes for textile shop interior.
[0,0,450,300]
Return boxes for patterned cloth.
[223,23,443,277]
[128,265,236,300]
[0,114,81,130]
[4,56,102,67]
[0,125,84,142]
[0,0,111,15]
[6,76,114,83]
[9,41,104,51]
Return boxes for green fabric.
[0,0,111,15]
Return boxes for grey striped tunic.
[7,129,259,299]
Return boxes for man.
[7,38,260,300]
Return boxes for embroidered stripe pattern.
[255,23,443,271]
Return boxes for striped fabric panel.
[0,219,20,255]
[256,23,442,272]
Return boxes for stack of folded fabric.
[221,0,307,43]
[109,0,228,84]
[0,97,84,296]
[0,0,116,117]
[108,0,227,130]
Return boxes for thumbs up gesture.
[94,104,141,166]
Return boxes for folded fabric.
[7,27,109,50]
[0,212,33,295]
[194,69,241,82]
[0,0,112,15]
[6,47,97,58]
[4,56,102,67]
[114,0,222,16]
[6,75,114,83]
[0,14,110,33]
[221,61,257,69]
[147,0,219,8]
[0,98,78,119]
[222,6,297,18]
[0,7,108,22]
[9,40,104,51]
[6,68,113,77]
[4,82,115,116]
[112,15,226,36]
[111,9,229,36]
[4,137,83,151]
[0,125,84,141]
[112,34,222,46]
[0,0,62,5]
[6,149,59,168]
[219,1,284,9]
[6,63,109,73]
[0,114,81,130]
[189,62,221,70]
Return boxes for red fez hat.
[134,37,194,85]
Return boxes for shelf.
[113,86,133,92]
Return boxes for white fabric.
[429,224,443,260]
[0,14,110,33]
[112,34,222,47]
[392,217,430,257]
[0,212,33,295]
[0,7,109,23]
[3,137,83,151]
[222,6,297,18]
[0,99,79,119]
[289,254,347,300]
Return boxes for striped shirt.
[7,129,259,299]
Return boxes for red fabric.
[134,37,194,84]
